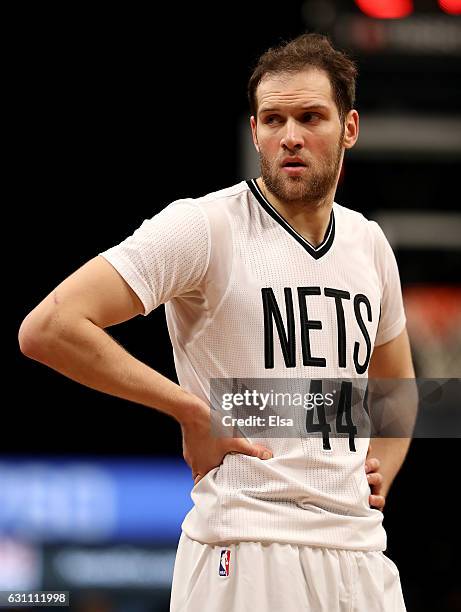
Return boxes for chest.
[222,230,381,374]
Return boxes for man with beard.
[19,34,413,611]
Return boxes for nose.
[280,118,304,150]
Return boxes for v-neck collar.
[247,178,335,261]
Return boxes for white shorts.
[170,532,406,611]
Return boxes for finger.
[367,472,383,491]
[365,457,380,473]
[193,473,203,485]
[246,443,273,460]
[370,496,385,511]
[369,494,386,511]
[366,443,373,459]
[231,440,273,460]
[254,443,273,459]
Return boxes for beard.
[259,136,344,207]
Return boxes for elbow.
[18,311,55,361]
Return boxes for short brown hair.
[248,33,357,122]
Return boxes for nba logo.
[219,549,231,576]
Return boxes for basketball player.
[19,34,414,611]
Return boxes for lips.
[281,157,307,168]
[282,165,307,175]
[281,157,307,176]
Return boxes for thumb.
[366,443,373,459]
[194,473,203,485]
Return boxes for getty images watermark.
[209,378,460,442]
[220,386,336,425]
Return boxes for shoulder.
[160,182,250,234]
[167,181,248,209]
[196,181,250,204]
[334,201,391,250]
[334,201,373,230]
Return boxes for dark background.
[9,1,461,610]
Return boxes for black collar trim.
[246,179,335,260]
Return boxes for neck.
[256,177,334,247]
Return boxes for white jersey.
[100,180,406,551]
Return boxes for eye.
[265,115,281,124]
[302,112,317,122]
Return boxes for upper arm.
[368,327,415,379]
[22,200,211,339]
[370,221,407,348]
[369,223,413,378]
[368,328,417,441]
[24,255,145,333]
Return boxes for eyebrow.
[259,104,330,114]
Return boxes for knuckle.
[370,459,379,471]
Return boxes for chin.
[281,180,306,199]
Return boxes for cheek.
[258,136,280,156]
[313,133,341,157]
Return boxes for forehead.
[256,68,335,112]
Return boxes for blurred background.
[8,1,461,610]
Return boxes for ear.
[250,116,260,152]
[343,110,359,150]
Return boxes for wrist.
[177,393,209,429]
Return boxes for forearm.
[369,437,411,497]
[19,314,202,425]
